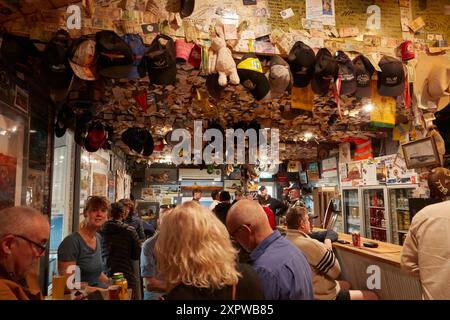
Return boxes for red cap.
[187,44,202,68]
[400,40,415,61]
[153,140,164,152]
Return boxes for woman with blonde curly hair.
[155,201,264,300]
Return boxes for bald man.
[227,200,313,300]
[0,206,49,300]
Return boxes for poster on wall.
[321,157,338,178]
[92,172,107,197]
[307,162,320,181]
[145,168,178,185]
[115,170,125,201]
[306,0,336,26]
[0,69,13,104]
[0,153,17,210]
[14,86,29,114]
[108,171,115,203]
[361,160,378,185]
[80,159,90,209]
[341,161,362,187]
[27,169,44,211]
[224,180,242,192]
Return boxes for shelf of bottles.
[343,189,360,234]
[389,188,414,245]
[364,189,387,242]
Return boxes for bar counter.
[327,230,423,300]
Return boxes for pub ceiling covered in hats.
[1,0,449,164]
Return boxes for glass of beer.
[52,275,67,300]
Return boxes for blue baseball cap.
[122,33,146,79]
[287,182,301,190]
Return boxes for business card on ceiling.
[141,23,159,34]
[280,8,294,19]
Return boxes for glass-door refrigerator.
[387,185,417,245]
[362,187,391,242]
[342,188,363,235]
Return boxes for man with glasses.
[227,200,313,300]
[0,206,49,300]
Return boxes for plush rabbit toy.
[208,26,240,86]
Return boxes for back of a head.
[0,206,47,237]
[286,206,308,230]
[119,198,134,212]
[211,190,220,200]
[226,200,271,233]
[110,202,125,220]
[220,191,231,202]
[155,201,239,289]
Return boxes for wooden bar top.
[327,230,403,267]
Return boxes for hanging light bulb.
[363,103,374,112]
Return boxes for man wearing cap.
[286,183,306,209]
[258,186,288,218]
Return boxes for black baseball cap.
[353,55,375,98]
[54,104,75,138]
[180,0,195,18]
[312,48,338,95]
[42,30,74,90]
[287,41,316,88]
[96,30,134,79]
[335,51,356,96]
[237,53,270,101]
[146,34,177,85]
[377,56,405,97]
[259,185,267,191]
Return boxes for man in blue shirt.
[227,200,314,300]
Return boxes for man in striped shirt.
[285,206,378,300]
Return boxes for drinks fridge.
[388,185,417,245]
[362,187,390,242]
[342,188,363,235]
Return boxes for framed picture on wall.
[401,137,440,169]
[300,171,308,184]
[14,86,29,114]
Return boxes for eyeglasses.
[13,234,47,255]
[229,224,251,240]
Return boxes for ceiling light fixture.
[363,103,374,112]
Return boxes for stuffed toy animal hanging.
[208,25,240,86]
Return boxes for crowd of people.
[1,184,448,300]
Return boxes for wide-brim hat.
[420,65,450,111]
